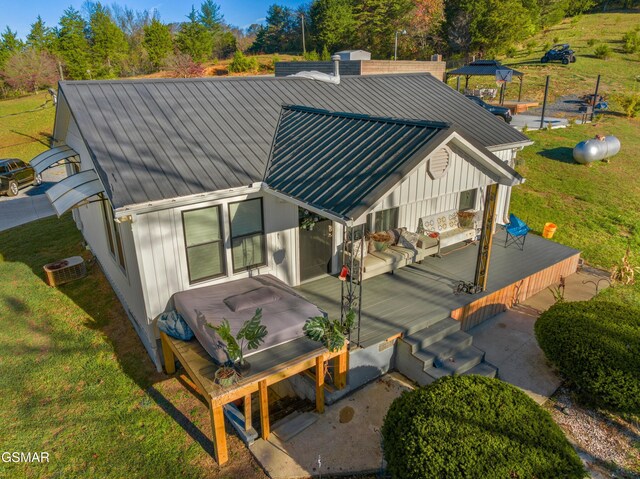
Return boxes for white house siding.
[56,110,153,362]
[132,191,300,329]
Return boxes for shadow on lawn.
[538,147,578,164]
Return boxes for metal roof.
[58,73,530,210]
[30,145,78,174]
[447,60,523,77]
[265,106,522,223]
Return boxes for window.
[459,189,477,211]
[229,198,266,273]
[374,207,399,232]
[101,199,126,271]
[182,206,225,283]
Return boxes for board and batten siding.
[58,109,152,359]
[132,191,300,326]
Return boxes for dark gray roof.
[448,60,523,77]
[58,73,530,209]
[265,106,450,221]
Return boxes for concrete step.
[272,411,319,443]
[418,330,474,364]
[462,361,499,378]
[403,309,453,337]
[425,346,485,379]
[402,317,461,352]
[395,338,437,386]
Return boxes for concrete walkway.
[250,267,610,478]
[0,165,64,232]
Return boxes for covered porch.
[298,229,580,348]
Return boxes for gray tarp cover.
[173,274,324,364]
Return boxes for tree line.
[0,0,637,95]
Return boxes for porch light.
[339,266,349,281]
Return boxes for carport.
[446,60,524,104]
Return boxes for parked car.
[464,95,512,123]
[0,159,41,197]
[541,44,576,65]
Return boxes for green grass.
[0,92,55,161]
[510,115,640,269]
[0,216,265,479]
[449,11,640,109]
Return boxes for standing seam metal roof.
[58,73,530,210]
[447,60,524,77]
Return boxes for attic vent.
[427,147,451,179]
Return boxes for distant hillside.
[486,11,640,105]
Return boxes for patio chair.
[504,214,530,250]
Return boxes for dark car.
[541,43,576,65]
[0,159,41,197]
[465,95,512,123]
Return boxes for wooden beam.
[210,404,228,465]
[160,332,176,374]
[258,380,270,440]
[474,183,499,290]
[315,355,325,413]
[333,351,348,390]
[244,394,252,432]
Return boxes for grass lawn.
[447,11,640,107]
[510,115,640,269]
[0,92,55,161]
[0,215,266,479]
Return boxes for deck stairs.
[396,314,498,386]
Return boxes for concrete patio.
[249,267,610,478]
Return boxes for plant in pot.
[208,308,268,384]
[303,309,355,381]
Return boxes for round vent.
[427,147,451,180]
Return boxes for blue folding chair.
[504,214,530,250]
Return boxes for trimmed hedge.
[535,300,640,413]
[381,376,584,479]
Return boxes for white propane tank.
[573,135,621,164]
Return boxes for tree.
[0,27,23,70]
[199,0,224,37]
[176,7,213,62]
[249,4,299,54]
[213,30,237,59]
[26,16,57,54]
[353,0,413,59]
[405,0,445,59]
[1,48,59,92]
[143,18,174,69]
[56,7,91,79]
[88,3,130,78]
[164,52,205,78]
[111,5,154,75]
[538,0,569,29]
[309,0,357,53]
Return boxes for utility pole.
[301,14,306,56]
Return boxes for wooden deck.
[297,230,580,347]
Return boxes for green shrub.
[594,43,612,59]
[586,38,596,47]
[612,92,640,118]
[381,376,584,479]
[228,51,258,73]
[535,301,640,413]
[505,45,517,58]
[622,30,640,54]
[303,50,320,61]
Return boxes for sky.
[0,0,305,39]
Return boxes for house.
[33,70,535,373]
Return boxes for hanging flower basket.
[300,210,321,231]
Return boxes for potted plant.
[303,309,355,352]
[208,308,267,374]
[214,365,239,388]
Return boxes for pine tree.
[309,0,356,53]
[143,18,174,69]
[88,3,129,78]
[56,7,91,79]
[0,27,23,70]
[176,7,213,62]
[199,0,224,37]
[26,16,57,54]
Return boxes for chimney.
[331,54,340,77]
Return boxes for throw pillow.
[399,230,420,248]
[157,310,194,341]
[368,239,376,254]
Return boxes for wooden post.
[244,394,252,432]
[160,332,175,374]
[210,404,228,465]
[315,355,325,413]
[333,350,348,390]
[474,183,499,291]
[258,380,270,440]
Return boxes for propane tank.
[573,135,621,164]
